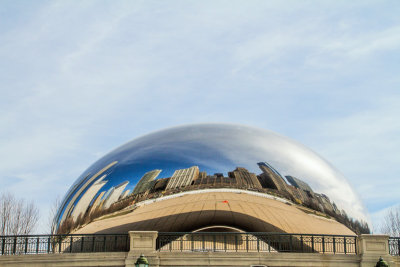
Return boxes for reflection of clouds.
[59,123,368,227]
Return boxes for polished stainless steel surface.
[55,124,369,233]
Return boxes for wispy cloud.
[0,0,399,232]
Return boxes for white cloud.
[0,0,399,232]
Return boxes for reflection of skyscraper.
[60,161,118,223]
[228,167,261,189]
[285,176,313,193]
[103,181,129,209]
[71,175,108,220]
[120,189,131,200]
[132,170,161,195]
[257,162,288,192]
[90,191,105,213]
[166,166,199,190]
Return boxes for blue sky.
[0,0,399,233]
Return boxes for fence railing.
[389,237,400,256]
[157,232,357,254]
[0,234,129,255]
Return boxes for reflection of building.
[166,166,199,190]
[89,191,105,213]
[257,162,288,192]
[103,181,129,209]
[71,175,108,220]
[120,189,131,200]
[152,178,169,192]
[132,170,161,195]
[285,175,313,193]
[60,161,118,223]
[228,167,262,189]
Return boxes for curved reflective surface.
[55,124,369,234]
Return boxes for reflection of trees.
[57,197,133,234]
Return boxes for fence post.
[1,237,5,255]
[358,235,394,267]
[126,231,159,267]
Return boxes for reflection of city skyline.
[57,160,369,236]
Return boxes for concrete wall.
[0,232,398,267]
[0,252,127,267]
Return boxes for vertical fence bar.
[58,237,62,253]
[36,237,39,254]
[354,236,357,255]
[1,237,4,255]
[235,234,238,252]
[12,237,17,254]
[333,236,336,254]
[70,236,73,253]
[344,237,347,254]
[103,236,106,252]
[300,235,303,252]
[311,235,314,252]
[213,234,216,252]
[322,236,325,254]
[289,235,293,252]
[91,236,95,252]
[180,236,183,252]
[24,237,28,254]
[191,235,194,252]
[278,234,281,251]
[257,235,260,252]
[81,236,84,252]
[224,235,226,252]
[246,234,249,252]
[202,234,205,251]
[47,237,51,253]
[267,235,271,252]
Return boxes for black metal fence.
[0,234,129,255]
[389,237,400,256]
[157,232,357,254]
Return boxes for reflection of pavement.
[75,190,354,235]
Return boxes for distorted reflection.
[54,124,369,235]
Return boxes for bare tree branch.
[48,196,61,234]
[380,205,400,237]
[0,192,39,236]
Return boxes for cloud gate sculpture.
[54,124,369,235]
